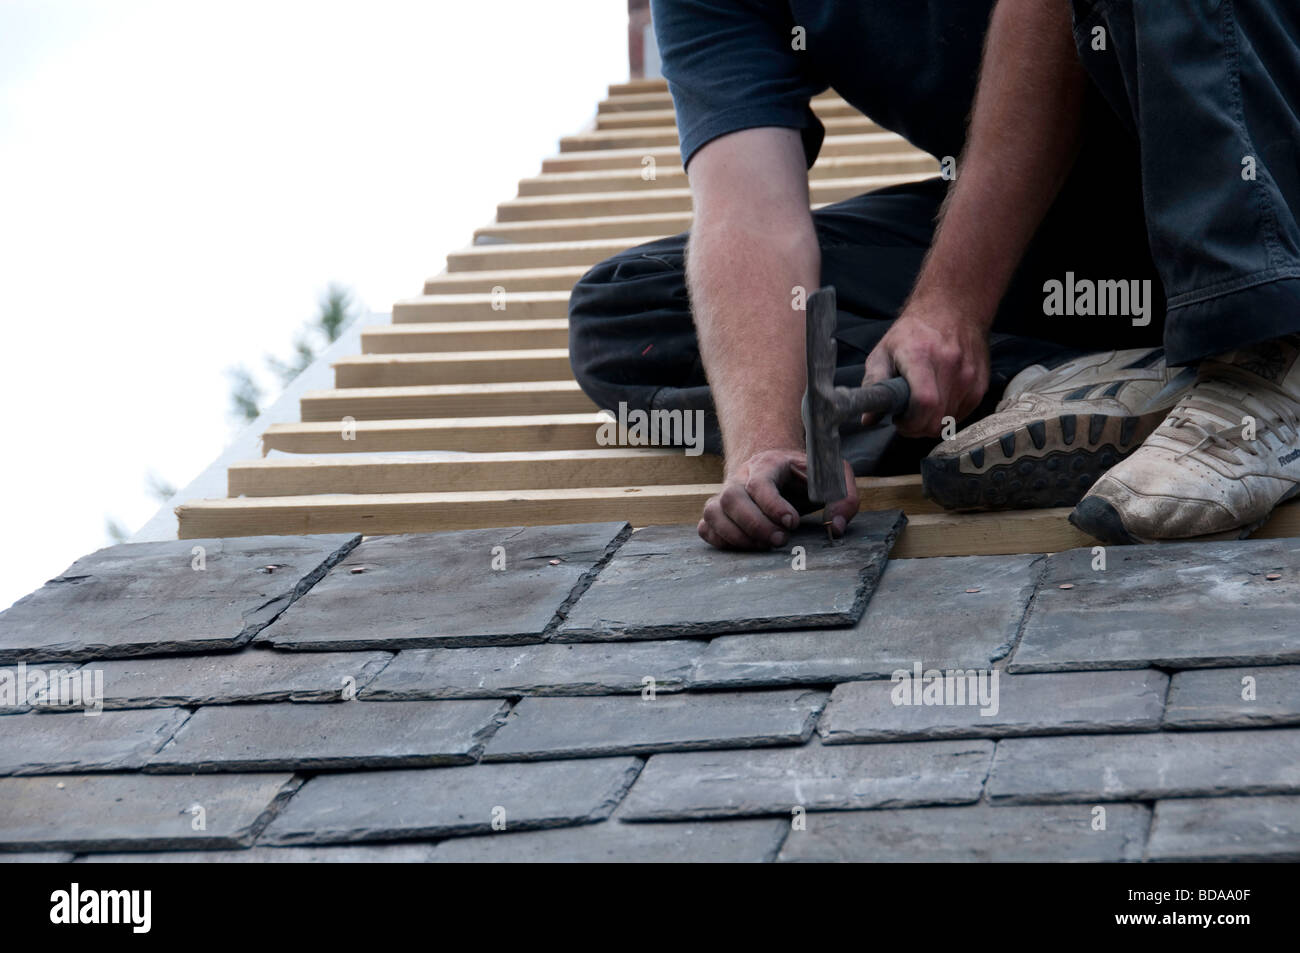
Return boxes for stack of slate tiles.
[1,516,1299,863]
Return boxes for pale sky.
[0,0,629,609]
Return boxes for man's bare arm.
[863,0,1087,437]
[686,127,859,549]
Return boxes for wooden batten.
[362,320,570,354]
[300,380,596,422]
[333,350,574,387]
[262,413,613,454]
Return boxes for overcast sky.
[0,0,629,609]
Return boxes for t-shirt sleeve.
[651,0,827,170]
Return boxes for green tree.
[265,335,318,386]
[105,517,130,545]
[266,283,359,386]
[145,469,177,503]
[227,284,358,421]
[316,283,355,343]
[227,364,263,423]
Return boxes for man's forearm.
[688,222,818,469]
[911,0,1086,324]
[684,127,820,472]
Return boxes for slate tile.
[777,803,1150,862]
[429,818,787,863]
[0,773,298,852]
[617,738,993,820]
[1164,665,1300,729]
[0,852,74,863]
[260,522,629,650]
[989,729,1300,803]
[0,708,188,775]
[0,534,359,663]
[88,649,392,709]
[1147,795,1300,862]
[691,555,1039,688]
[556,512,905,642]
[78,844,438,863]
[0,663,91,714]
[362,641,699,700]
[146,699,507,772]
[482,689,826,761]
[818,670,1167,743]
[260,757,642,845]
[1011,539,1300,673]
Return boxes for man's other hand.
[861,305,991,438]
[697,449,859,550]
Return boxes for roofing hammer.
[801,285,911,534]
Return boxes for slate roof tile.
[86,649,392,709]
[0,773,299,852]
[988,729,1300,803]
[481,689,826,761]
[0,535,359,663]
[818,669,1167,743]
[0,852,75,863]
[0,707,188,775]
[556,512,904,641]
[1163,665,1300,729]
[1146,795,1300,862]
[145,699,509,772]
[77,844,438,863]
[427,818,788,863]
[259,523,630,650]
[260,757,642,846]
[617,738,994,821]
[776,803,1150,863]
[1010,539,1300,673]
[361,640,699,700]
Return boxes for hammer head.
[802,286,846,504]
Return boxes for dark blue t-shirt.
[652,0,997,167]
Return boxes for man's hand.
[697,448,859,550]
[861,303,991,438]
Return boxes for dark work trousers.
[571,0,1300,474]
[1070,0,1300,363]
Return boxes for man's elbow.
[688,210,820,284]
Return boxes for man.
[569,0,1300,549]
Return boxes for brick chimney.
[628,0,660,79]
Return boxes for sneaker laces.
[994,366,1167,414]
[1165,363,1300,463]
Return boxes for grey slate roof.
[2,522,1299,862]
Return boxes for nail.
[771,531,787,547]
[783,513,797,529]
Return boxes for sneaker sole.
[921,412,1155,511]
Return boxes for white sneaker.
[1071,335,1300,543]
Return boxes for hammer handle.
[835,376,911,421]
